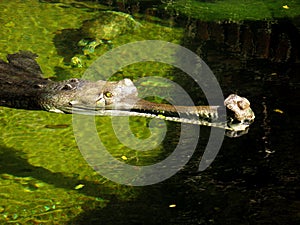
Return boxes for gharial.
[0,51,255,137]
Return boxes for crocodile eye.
[104,91,113,98]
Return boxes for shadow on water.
[66,185,173,225]
[0,143,122,198]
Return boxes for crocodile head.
[74,78,139,111]
[45,78,139,114]
[43,78,255,136]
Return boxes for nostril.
[237,100,249,110]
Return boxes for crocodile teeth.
[69,100,79,106]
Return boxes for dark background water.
[0,0,299,224]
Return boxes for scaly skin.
[0,51,255,135]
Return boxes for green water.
[0,0,185,223]
[164,0,300,21]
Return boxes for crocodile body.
[0,51,255,136]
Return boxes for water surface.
[0,0,299,224]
